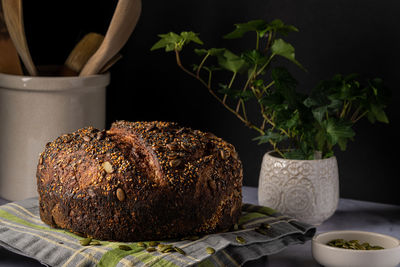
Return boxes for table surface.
[1,186,400,267]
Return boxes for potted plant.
[151,19,390,224]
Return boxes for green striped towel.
[0,198,315,267]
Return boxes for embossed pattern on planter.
[258,152,339,225]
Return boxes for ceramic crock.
[258,151,339,225]
[0,71,110,201]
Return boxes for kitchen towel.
[0,198,315,267]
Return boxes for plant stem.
[261,119,266,131]
[340,100,351,118]
[175,50,199,81]
[256,54,275,76]
[265,31,273,53]
[207,70,212,88]
[223,94,228,104]
[256,33,260,50]
[196,53,210,78]
[350,106,361,122]
[228,72,237,88]
[262,81,275,95]
[241,99,248,121]
[353,111,368,123]
[236,66,258,113]
[271,141,285,158]
[175,49,264,135]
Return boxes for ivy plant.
[151,19,390,159]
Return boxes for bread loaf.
[37,121,243,241]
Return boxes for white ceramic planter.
[0,71,110,201]
[258,151,339,225]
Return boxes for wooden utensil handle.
[80,0,141,76]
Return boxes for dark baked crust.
[37,121,243,241]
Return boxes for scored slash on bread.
[37,121,243,241]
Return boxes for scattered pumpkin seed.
[90,241,101,246]
[149,241,159,247]
[255,228,268,235]
[206,247,215,254]
[119,245,132,251]
[236,236,246,244]
[174,247,186,255]
[261,223,271,229]
[146,247,157,252]
[157,244,166,249]
[327,239,384,250]
[161,247,175,253]
[80,237,92,246]
[159,245,173,253]
[137,242,147,248]
[233,224,239,231]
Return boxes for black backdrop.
[24,0,399,204]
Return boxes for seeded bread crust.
[37,121,243,241]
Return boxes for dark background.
[24,0,399,204]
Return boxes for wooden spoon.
[59,33,123,76]
[65,32,104,74]
[58,32,104,76]
[80,0,141,76]
[1,0,37,76]
[0,1,22,75]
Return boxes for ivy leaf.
[180,31,203,45]
[284,149,306,160]
[223,20,267,39]
[271,67,298,107]
[337,138,348,151]
[242,50,268,65]
[151,31,203,52]
[253,130,288,145]
[224,19,299,39]
[259,93,284,109]
[271,39,305,70]
[194,48,208,56]
[264,19,299,36]
[284,110,300,129]
[323,118,355,146]
[253,79,264,88]
[312,106,327,123]
[195,48,247,73]
[194,48,226,57]
[151,32,182,51]
[315,126,327,152]
[369,103,389,123]
[217,49,248,73]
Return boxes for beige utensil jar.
[0,71,110,201]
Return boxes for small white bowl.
[312,230,400,267]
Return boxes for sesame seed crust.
[37,121,243,241]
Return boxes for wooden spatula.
[1,0,37,76]
[0,1,22,75]
[80,0,141,76]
